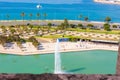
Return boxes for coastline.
[0,20,119,55]
[0,19,120,26]
[0,42,118,55]
[94,0,120,5]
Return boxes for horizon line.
[0,1,82,4]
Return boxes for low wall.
[0,73,120,80]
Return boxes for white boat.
[36,4,42,9]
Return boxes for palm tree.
[36,13,41,20]
[60,23,65,32]
[21,12,25,21]
[64,18,69,28]
[84,17,89,22]
[105,16,111,23]
[47,22,52,33]
[78,14,83,20]
[43,13,47,20]
[59,23,66,37]
[6,14,10,21]
[29,13,33,21]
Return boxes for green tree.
[112,25,117,28]
[57,19,69,36]
[59,23,66,37]
[78,14,83,20]
[64,18,69,28]
[6,14,10,21]
[0,35,7,46]
[10,29,16,35]
[104,23,111,31]
[105,16,111,23]
[78,23,84,29]
[12,35,21,42]
[29,13,33,21]
[1,26,6,31]
[55,27,59,33]
[33,29,39,35]
[63,19,69,36]
[7,35,14,43]
[47,22,52,33]
[1,26,7,34]
[43,13,47,20]
[16,41,22,48]
[16,38,26,48]
[36,13,41,20]
[21,12,25,21]
[22,25,29,34]
[38,26,41,30]
[29,24,33,31]
[28,36,39,49]
[87,24,94,29]
[60,23,65,32]
[70,24,76,28]
[84,17,88,21]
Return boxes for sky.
[0,0,81,4]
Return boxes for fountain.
[54,39,62,74]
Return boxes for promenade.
[0,41,118,55]
[0,20,119,27]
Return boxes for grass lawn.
[36,33,119,41]
[30,26,120,35]
[67,28,120,35]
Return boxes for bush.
[28,36,40,48]
[69,38,78,42]
[104,23,111,31]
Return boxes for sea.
[0,0,120,22]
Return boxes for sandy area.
[0,42,118,55]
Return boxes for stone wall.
[116,39,120,74]
[0,74,120,80]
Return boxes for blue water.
[0,0,120,22]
